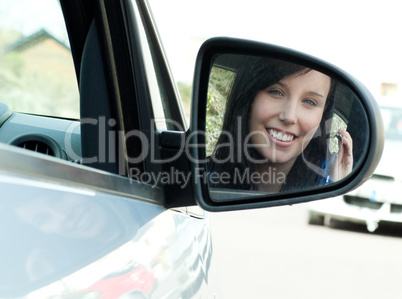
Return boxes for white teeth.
[269,129,294,142]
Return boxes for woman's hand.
[333,128,353,181]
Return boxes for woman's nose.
[279,102,298,125]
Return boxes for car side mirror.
[190,37,384,212]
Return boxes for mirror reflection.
[206,54,368,199]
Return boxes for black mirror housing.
[190,37,384,212]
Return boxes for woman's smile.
[267,128,296,142]
[266,128,297,147]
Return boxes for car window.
[132,2,166,130]
[131,0,183,131]
[0,0,79,119]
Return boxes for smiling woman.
[206,54,357,196]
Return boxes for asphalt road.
[209,202,402,299]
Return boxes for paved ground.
[209,202,402,299]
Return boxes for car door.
[0,0,214,298]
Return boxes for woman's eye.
[303,99,318,106]
[268,89,284,97]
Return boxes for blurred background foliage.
[0,29,80,119]
[206,67,235,156]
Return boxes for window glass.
[131,0,179,131]
[0,0,79,119]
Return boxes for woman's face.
[248,69,331,166]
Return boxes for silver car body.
[0,145,214,298]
